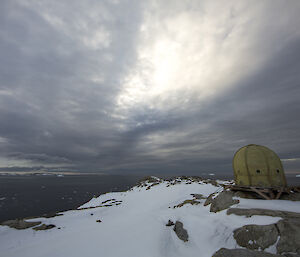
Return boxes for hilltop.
[1,177,300,257]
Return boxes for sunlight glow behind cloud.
[116,1,267,114]
[0,0,300,173]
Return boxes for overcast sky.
[0,0,300,175]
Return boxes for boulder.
[276,218,300,254]
[231,218,300,255]
[233,224,279,250]
[173,221,188,242]
[209,191,240,212]
[227,208,300,219]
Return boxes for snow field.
[0,179,288,257]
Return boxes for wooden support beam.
[293,187,300,193]
[275,188,283,200]
[269,189,275,199]
[228,185,298,200]
[251,187,271,200]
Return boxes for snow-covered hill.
[1,177,299,257]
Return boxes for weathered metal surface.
[233,144,287,188]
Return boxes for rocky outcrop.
[137,176,162,188]
[203,192,217,206]
[276,218,300,254]
[190,193,206,200]
[213,248,283,257]
[1,219,41,230]
[33,224,56,231]
[204,179,219,187]
[232,218,300,255]
[1,219,57,231]
[173,199,201,208]
[208,190,240,212]
[227,208,300,219]
[173,221,189,242]
[233,224,279,250]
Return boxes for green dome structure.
[233,144,287,188]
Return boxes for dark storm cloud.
[144,38,300,174]
[0,0,145,170]
[0,0,300,174]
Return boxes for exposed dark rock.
[165,176,204,184]
[204,192,217,206]
[191,193,207,199]
[78,200,122,211]
[227,208,300,219]
[140,176,160,183]
[280,192,300,201]
[151,182,160,186]
[209,191,240,212]
[178,176,203,182]
[1,219,41,230]
[166,220,174,226]
[101,199,116,204]
[276,218,300,254]
[208,179,219,187]
[231,216,300,255]
[282,254,300,257]
[173,221,188,242]
[4,212,63,222]
[137,176,161,187]
[213,248,282,257]
[233,224,279,250]
[78,206,103,210]
[202,179,219,186]
[33,224,56,231]
[173,199,201,208]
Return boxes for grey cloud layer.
[0,0,300,174]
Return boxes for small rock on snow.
[173,221,189,242]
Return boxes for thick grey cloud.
[0,0,300,175]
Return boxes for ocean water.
[0,174,143,222]
[0,173,299,222]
